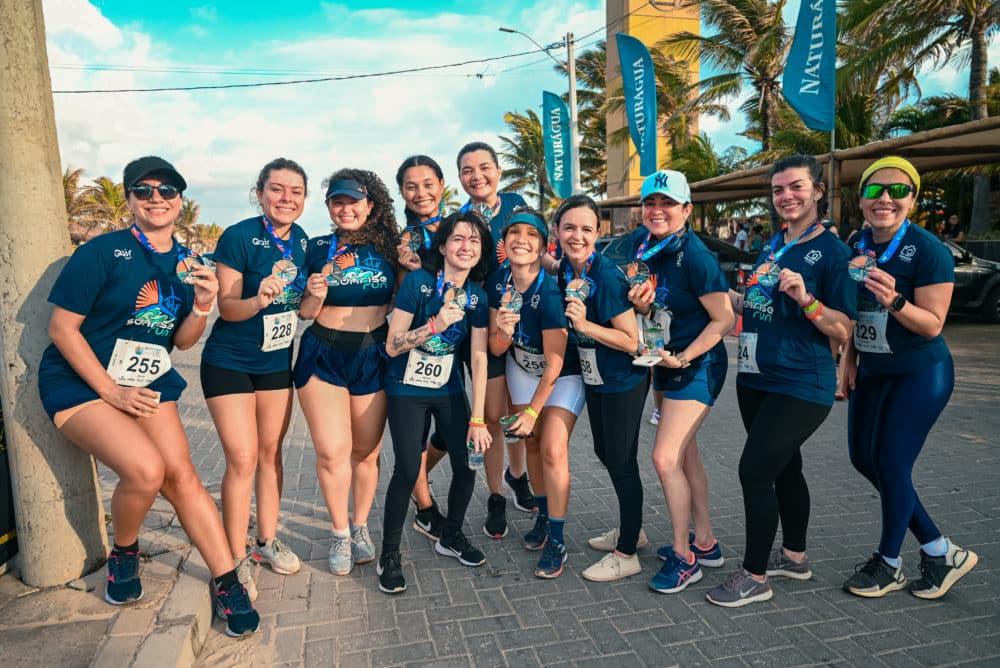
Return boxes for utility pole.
[0,0,108,586]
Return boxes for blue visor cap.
[325,178,367,201]
[501,211,548,243]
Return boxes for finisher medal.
[565,278,591,301]
[500,287,523,313]
[622,261,651,288]
[176,252,206,284]
[754,261,781,288]
[848,255,876,282]
[271,259,299,286]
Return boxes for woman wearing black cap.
[38,156,259,637]
[294,168,400,576]
[200,158,310,599]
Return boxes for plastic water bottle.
[468,441,484,470]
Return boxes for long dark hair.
[422,211,492,283]
[395,155,445,227]
[323,168,400,268]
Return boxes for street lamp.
[499,27,581,195]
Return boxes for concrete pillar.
[0,0,108,586]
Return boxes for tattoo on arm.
[390,323,434,355]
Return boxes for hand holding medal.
[497,287,522,340]
[848,254,876,282]
[305,272,328,300]
[256,273,287,310]
[175,251,208,285]
[177,252,218,306]
[322,260,343,286]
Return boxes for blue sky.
[45,0,979,237]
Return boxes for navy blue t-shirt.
[385,269,489,397]
[39,229,195,413]
[461,192,528,274]
[851,222,953,374]
[202,217,309,373]
[624,226,729,351]
[487,267,579,377]
[558,252,647,394]
[738,229,857,405]
[303,236,395,307]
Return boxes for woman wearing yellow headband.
[839,156,978,599]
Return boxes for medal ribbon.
[768,221,820,265]
[131,224,188,264]
[503,267,545,346]
[406,214,441,250]
[856,220,911,264]
[262,216,294,260]
[634,229,680,261]
[326,233,354,263]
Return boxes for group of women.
[38,146,977,637]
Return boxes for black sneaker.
[523,514,549,551]
[413,500,446,540]
[105,549,143,605]
[483,493,509,539]
[910,541,979,600]
[504,468,537,512]
[215,581,260,637]
[377,550,406,594]
[436,530,486,566]
[844,553,907,598]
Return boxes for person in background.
[735,223,749,251]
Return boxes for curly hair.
[322,167,401,269]
[422,211,492,283]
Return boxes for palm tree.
[441,185,462,214]
[174,199,201,246]
[659,0,791,152]
[74,176,131,241]
[498,109,551,211]
[186,222,223,254]
[555,40,609,195]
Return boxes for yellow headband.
[860,156,920,197]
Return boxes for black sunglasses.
[862,183,914,200]
[129,184,181,200]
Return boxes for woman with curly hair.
[295,168,400,575]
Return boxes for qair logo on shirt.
[113,249,133,260]
[900,245,916,262]
[252,238,271,248]
[804,250,822,265]
[676,251,684,267]
[327,252,388,290]
[530,293,541,309]
[127,280,181,336]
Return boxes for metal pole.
[828,127,836,222]
[566,31,581,194]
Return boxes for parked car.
[940,237,1000,323]
[597,231,757,292]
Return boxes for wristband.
[427,316,439,335]
[191,300,214,317]
[523,406,539,420]
[468,421,488,429]
[469,416,485,424]
[494,330,512,349]
[801,295,818,312]
[805,301,824,320]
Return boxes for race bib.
[262,311,297,352]
[106,339,171,387]
[854,309,891,354]
[578,347,604,386]
[737,332,760,374]
[403,350,454,389]
[513,347,546,377]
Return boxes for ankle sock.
[921,536,948,557]
[112,540,139,555]
[548,517,565,544]
[882,555,900,568]
[535,495,548,517]
[215,569,239,590]
[332,528,350,539]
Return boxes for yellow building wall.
[606,0,700,232]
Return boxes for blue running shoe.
[524,514,549,551]
[657,532,725,568]
[215,580,261,637]
[105,549,143,605]
[649,550,703,594]
[535,539,567,579]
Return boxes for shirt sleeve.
[393,270,422,315]
[915,237,955,287]
[689,247,729,296]
[595,262,633,324]
[538,282,569,330]
[469,285,490,328]
[48,239,109,316]
[212,224,248,272]
[304,238,329,276]
[820,242,858,320]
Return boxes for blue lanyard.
[131,224,187,263]
[768,222,819,264]
[262,216,294,260]
[634,230,678,261]
[326,233,353,263]
[406,215,440,250]
[857,220,910,264]
[435,270,472,309]
[563,251,596,284]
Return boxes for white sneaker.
[649,408,660,426]
[582,552,641,582]
[234,555,258,602]
[588,526,649,552]
[251,537,302,575]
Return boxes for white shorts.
[505,355,586,415]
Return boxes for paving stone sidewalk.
[1,320,997,667]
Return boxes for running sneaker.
[523,514,549,551]
[705,568,773,608]
[214,580,260,637]
[649,408,660,426]
[377,550,406,594]
[504,468,537,512]
[328,533,353,575]
[844,553,907,598]
[588,526,649,552]
[483,493,509,539]
[657,532,725,568]
[535,539,567,579]
[413,500,447,540]
[105,549,143,605]
[582,551,641,582]
[234,554,258,602]
[649,550,703,594]
[351,525,376,564]
[251,537,301,575]
[436,530,486,567]
[765,545,812,579]
[910,541,979,600]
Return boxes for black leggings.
[585,376,650,555]
[382,392,476,553]
[736,385,831,575]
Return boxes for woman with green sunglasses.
[839,156,978,600]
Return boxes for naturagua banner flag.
[782,0,836,132]
[543,91,572,199]
[615,33,657,176]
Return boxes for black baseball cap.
[122,156,187,192]
[324,178,367,202]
